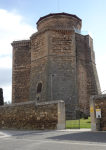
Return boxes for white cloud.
[0,56,12,68]
[96,53,106,92]
[0,9,21,31]
[0,68,12,102]
[2,84,12,102]
[0,9,36,102]
[0,9,36,56]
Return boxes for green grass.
[66,117,91,129]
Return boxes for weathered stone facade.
[90,95,106,131]
[76,34,101,115]
[11,40,31,103]
[95,95,106,131]
[0,100,65,130]
[11,13,101,118]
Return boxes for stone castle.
[11,13,101,118]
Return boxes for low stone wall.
[0,100,65,130]
[90,94,106,131]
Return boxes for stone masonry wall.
[29,57,48,102]
[12,40,31,103]
[0,101,59,130]
[76,33,88,114]
[76,33,101,115]
[90,95,106,131]
[85,35,101,95]
[29,31,48,102]
[46,30,79,119]
[11,13,101,120]
[95,95,106,131]
[29,29,79,119]
[31,32,47,60]
[37,15,81,31]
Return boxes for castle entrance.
[66,103,80,129]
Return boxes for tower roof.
[36,12,82,25]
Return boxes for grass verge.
[66,117,91,129]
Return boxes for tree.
[4,101,11,105]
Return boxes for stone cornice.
[0,100,64,108]
[11,40,31,47]
[31,27,75,39]
[37,13,82,25]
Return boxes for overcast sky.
[0,0,106,102]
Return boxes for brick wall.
[0,100,65,130]
[12,40,31,103]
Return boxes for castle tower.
[11,13,101,118]
[11,40,31,103]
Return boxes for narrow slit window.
[37,83,42,93]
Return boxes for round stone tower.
[36,13,82,31]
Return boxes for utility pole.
[51,74,57,101]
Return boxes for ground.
[0,129,106,150]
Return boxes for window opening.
[37,83,42,93]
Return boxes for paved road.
[0,129,106,150]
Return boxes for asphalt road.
[0,129,106,150]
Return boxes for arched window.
[37,83,42,93]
